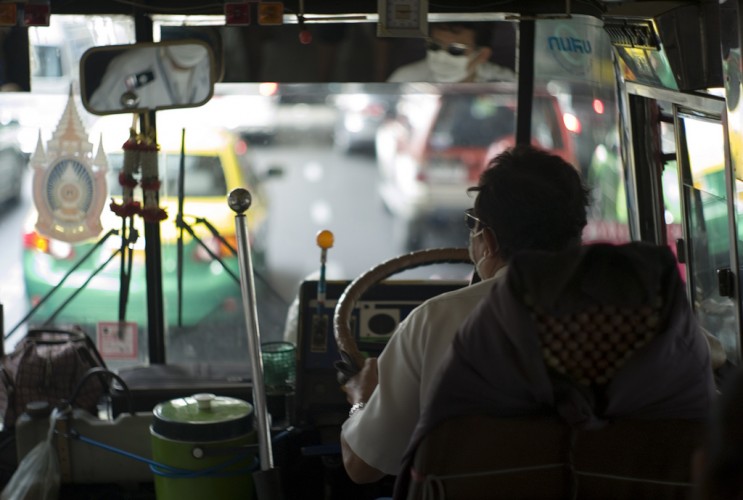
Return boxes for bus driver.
[387,22,516,83]
[340,145,590,482]
[88,42,212,112]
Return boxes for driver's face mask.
[468,228,488,278]
[165,44,208,68]
[426,49,474,83]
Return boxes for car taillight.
[563,112,582,134]
[234,138,248,156]
[593,98,605,114]
[23,231,47,252]
[193,235,239,262]
[23,231,75,260]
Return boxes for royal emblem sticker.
[31,90,108,243]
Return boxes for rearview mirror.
[80,40,216,115]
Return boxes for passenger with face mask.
[387,22,516,83]
[340,145,589,484]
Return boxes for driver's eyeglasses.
[464,208,486,232]
[426,40,470,57]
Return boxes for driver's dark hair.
[467,145,589,260]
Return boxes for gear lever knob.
[227,188,252,214]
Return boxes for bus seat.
[573,418,705,499]
[406,416,704,500]
[406,415,572,500]
[402,243,711,500]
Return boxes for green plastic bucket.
[150,393,256,500]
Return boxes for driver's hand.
[342,357,378,405]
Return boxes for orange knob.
[316,229,334,250]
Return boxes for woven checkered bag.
[0,329,107,428]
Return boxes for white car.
[332,90,397,155]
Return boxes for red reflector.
[593,99,605,115]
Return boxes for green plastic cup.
[261,342,296,394]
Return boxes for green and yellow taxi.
[22,114,271,352]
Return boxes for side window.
[679,115,738,361]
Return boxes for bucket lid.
[152,393,254,442]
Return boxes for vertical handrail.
[228,187,284,500]
[231,188,271,468]
[176,128,186,326]
[516,18,535,146]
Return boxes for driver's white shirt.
[88,48,211,112]
[341,267,507,476]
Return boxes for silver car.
[0,119,26,207]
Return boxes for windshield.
[0,14,622,371]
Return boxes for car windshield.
[428,94,563,151]
[106,153,228,198]
[430,95,516,149]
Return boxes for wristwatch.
[349,401,366,417]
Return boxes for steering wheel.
[333,247,472,380]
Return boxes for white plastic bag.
[0,409,61,500]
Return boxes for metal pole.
[177,128,186,327]
[228,188,272,470]
[229,188,284,500]
[516,19,535,146]
[0,303,4,357]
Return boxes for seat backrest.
[573,418,705,500]
[403,244,710,499]
[406,416,705,500]
[531,297,663,388]
[407,415,572,500]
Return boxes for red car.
[375,82,576,250]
